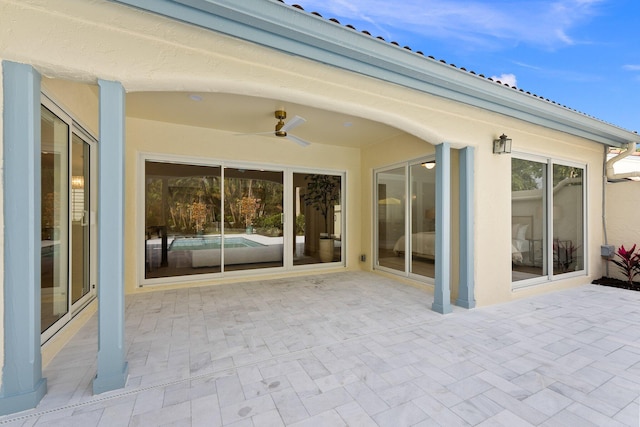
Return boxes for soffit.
[126,92,404,148]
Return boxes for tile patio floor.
[2,272,640,426]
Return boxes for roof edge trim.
[110,0,638,147]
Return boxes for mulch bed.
[592,276,640,291]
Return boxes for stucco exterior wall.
[0,0,614,315]
[605,180,640,281]
[0,58,5,389]
[477,124,604,305]
[41,78,99,136]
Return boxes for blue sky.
[292,0,639,133]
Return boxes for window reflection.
[145,162,285,278]
[375,162,436,278]
[511,158,585,283]
[293,173,342,265]
[41,106,70,332]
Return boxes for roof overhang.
[110,0,638,148]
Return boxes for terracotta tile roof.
[279,1,636,132]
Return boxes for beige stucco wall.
[0,0,620,385]
[605,180,640,281]
[0,0,611,306]
[360,102,606,306]
[473,121,605,305]
[41,78,99,136]
[0,58,4,387]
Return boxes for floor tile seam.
[0,311,448,424]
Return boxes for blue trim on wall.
[93,79,128,394]
[109,0,637,147]
[0,61,47,415]
[432,143,452,314]
[456,147,476,309]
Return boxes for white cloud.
[623,65,640,71]
[292,0,606,50]
[490,73,518,87]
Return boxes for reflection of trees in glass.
[190,200,207,233]
[238,195,260,228]
[146,175,220,235]
[225,177,283,233]
[146,164,284,236]
[512,159,582,191]
[145,178,164,227]
[553,165,582,187]
[511,159,543,191]
[304,174,341,234]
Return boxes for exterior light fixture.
[421,161,436,169]
[493,134,512,154]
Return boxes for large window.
[375,159,436,279]
[511,156,585,285]
[144,161,343,281]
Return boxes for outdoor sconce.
[493,133,512,154]
[421,161,436,169]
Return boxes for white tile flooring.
[2,272,640,426]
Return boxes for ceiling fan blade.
[286,134,311,147]
[281,115,306,133]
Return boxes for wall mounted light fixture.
[493,133,512,154]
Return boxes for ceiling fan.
[237,110,312,147]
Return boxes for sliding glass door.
[223,168,284,272]
[375,159,436,279]
[511,155,585,286]
[144,160,344,282]
[41,98,97,342]
[71,134,92,304]
[376,166,406,273]
[144,162,290,278]
[292,172,342,265]
[41,105,70,333]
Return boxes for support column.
[456,147,476,309]
[432,142,452,314]
[93,79,128,394]
[0,61,47,415]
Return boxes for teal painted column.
[93,79,128,394]
[456,147,476,309]
[0,61,47,415]
[432,142,452,314]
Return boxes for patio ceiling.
[126,92,405,149]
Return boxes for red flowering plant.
[610,244,640,285]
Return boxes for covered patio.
[2,272,639,426]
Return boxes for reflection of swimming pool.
[169,236,264,251]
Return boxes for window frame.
[138,153,347,287]
[40,93,98,344]
[373,155,437,283]
[511,152,588,290]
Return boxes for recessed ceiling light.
[189,94,203,102]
